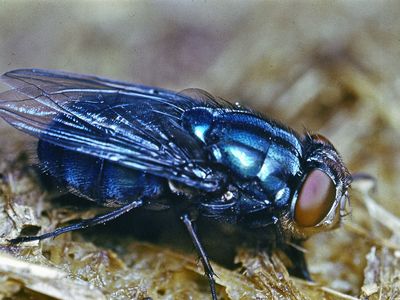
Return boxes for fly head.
[280,134,352,240]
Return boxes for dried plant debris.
[0,252,106,300]
[357,183,400,300]
[361,246,400,300]
[234,249,307,300]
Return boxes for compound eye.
[294,169,336,227]
[311,134,331,144]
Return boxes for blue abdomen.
[38,141,165,207]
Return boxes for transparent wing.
[0,69,224,191]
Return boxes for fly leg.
[181,213,217,300]
[8,199,143,244]
[285,243,312,281]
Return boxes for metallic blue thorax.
[183,108,303,208]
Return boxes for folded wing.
[0,69,224,191]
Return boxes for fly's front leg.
[284,242,312,281]
[181,213,217,300]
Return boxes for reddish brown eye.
[294,169,336,227]
[311,134,331,144]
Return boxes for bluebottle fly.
[0,69,352,299]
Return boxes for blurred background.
[0,1,399,299]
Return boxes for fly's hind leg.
[181,212,218,300]
[8,199,143,244]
